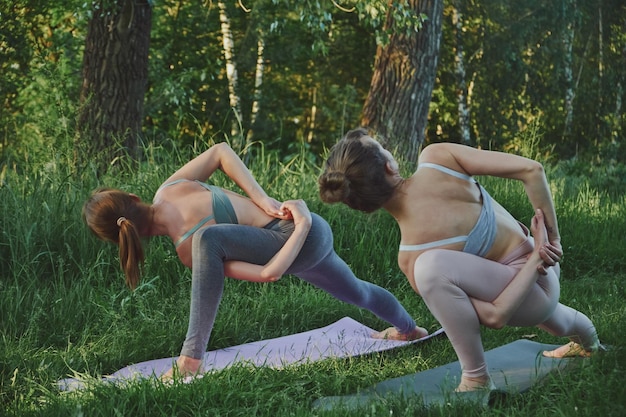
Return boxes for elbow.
[213,142,232,152]
[525,160,546,181]
[260,269,281,282]
[489,319,507,330]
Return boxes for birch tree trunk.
[561,0,576,140]
[246,35,265,143]
[452,0,471,145]
[218,1,243,148]
[75,0,152,173]
[307,87,317,143]
[361,0,444,163]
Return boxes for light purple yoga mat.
[57,317,444,391]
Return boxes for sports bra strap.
[399,236,468,252]
[417,162,476,183]
[174,214,215,248]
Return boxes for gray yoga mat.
[312,339,581,411]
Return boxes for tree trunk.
[218,0,243,149]
[75,0,152,173]
[361,0,444,163]
[452,0,471,145]
[561,0,576,140]
[246,35,266,143]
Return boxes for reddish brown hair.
[82,189,151,290]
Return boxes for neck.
[382,175,409,219]
[149,203,173,237]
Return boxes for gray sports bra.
[157,179,238,248]
[398,162,496,257]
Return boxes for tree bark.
[246,35,266,143]
[75,0,152,173]
[452,0,471,145]
[562,0,576,140]
[361,0,443,163]
[218,0,243,149]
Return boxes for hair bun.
[318,171,350,203]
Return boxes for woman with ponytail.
[83,142,428,379]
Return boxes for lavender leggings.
[413,229,598,378]
[181,213,417,359]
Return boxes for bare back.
[394,162,528,291]
[153,180,274,267]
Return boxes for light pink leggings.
[413,234,598,378]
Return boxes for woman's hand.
[258,199,312,281]
[278,199,312,229]
[531,209,562,275]
[256,196,292,220]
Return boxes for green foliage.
[430,0,626,162]
[2,1,626,177]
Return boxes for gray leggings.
[181,213,417,359]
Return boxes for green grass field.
[1,143,625,416]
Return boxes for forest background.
[1,0,625,172]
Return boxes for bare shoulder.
[163,143,231,184]
[418,143,471,170]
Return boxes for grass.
[1,141,625,416]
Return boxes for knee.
[191,226,223,258]
[413,250,449,296]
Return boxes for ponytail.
[117,218,144,290]
[83,189,149,290]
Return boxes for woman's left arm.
[224,200,312,283]
[469,209,561,328]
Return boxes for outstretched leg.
[291,215,425,339]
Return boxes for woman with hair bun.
[319,127,601,392]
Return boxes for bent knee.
[191,226,225,256]
[413,249,453,295]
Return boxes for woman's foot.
[161,355,203,381]
[543,341,592,358]
[372,325,429,341]
[455,374,494,392]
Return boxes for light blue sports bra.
[157,179,238,248]
[398,162,496,257]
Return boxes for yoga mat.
[58,317,444,391]
[312,339,582,411]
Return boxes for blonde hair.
[82,189,150,290]
[319,128,396,213]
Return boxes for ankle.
[456,374,493,392]
[176,355,202,376]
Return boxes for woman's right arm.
[421,143,561,248]
[468,209,561,328]
[163,143,287,219]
